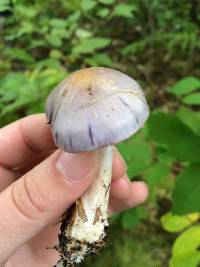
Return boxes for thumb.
[0,150,98,263]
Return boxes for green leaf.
[36,59,62,71]
[27,102,45,115]
[16,4,38,18]
[51,28,69,39]
[172,164,200,215]
[121,207,149,230]
[148,112,200,162]
[170,226,200,267]
[0,73,28,94]
[4,48,34,63]
[29,40,47,49]
[173,226,200,253]
[72,37,111,54]
[177,107,200,136]
[49,18,67,28]
[67,11,81,24]
[1,97,34,116]
[155,146,175,165]
[36,67,66,90]
[161,212,197,233]
[182,93,200,105]
[16,21,35,37]
[168,77,200,96]
[121,208,140,229]
[0,90,18,102]
[97,8,109,17]
[98,0,114,5]
[112,4,136,18]
[145,162,170,188]
[118,140,152,178]
[81,0,97,11]
[85,53,113,67]
[122,39,146,55]
[170,251,200,267]
[0,79,38,116]
[50,49,63,59]
[196,112,200,120]
[0,0,11,12]
[75,29,93,39]
[45,34,62,47]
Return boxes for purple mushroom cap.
[46,67,149,153]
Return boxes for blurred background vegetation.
[1,0,200,266]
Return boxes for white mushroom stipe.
[46,67,149,266]
[55,260,64,267]
[71,146,113,241]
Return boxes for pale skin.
[0,114,148,267]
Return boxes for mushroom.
[45,67,149,266]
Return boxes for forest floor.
[82,212,176,267]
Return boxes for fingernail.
[56,151,94,182]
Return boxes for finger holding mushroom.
[46,67,149,266]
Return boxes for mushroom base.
[55,204,110,266]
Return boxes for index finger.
[0,114,56,169]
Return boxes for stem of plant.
[56,146,113,266]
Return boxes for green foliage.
[118,132,152,178]
[85,53,113,67]
[83,222,168,267]
[177,107,200,135]
[168,77,200,106]
[148,112,200,163]
[0,0,12,12]
[98,0,114,5]
[121,207,148,230]
[121,208,140,229]
[1,1,200,267]
[112,3,136,18]
[144,162,171,188]
[168,77,200,96]
[182,92,200,105]
[172,164,200,215]
[170,226,200,267]
[161,212,199,233]
[0,65,66,124]
[72,37,111,54]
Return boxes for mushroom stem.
[57,146,113,266]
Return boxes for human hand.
[0,114,148,267]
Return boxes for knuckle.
[11,175,48,221]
